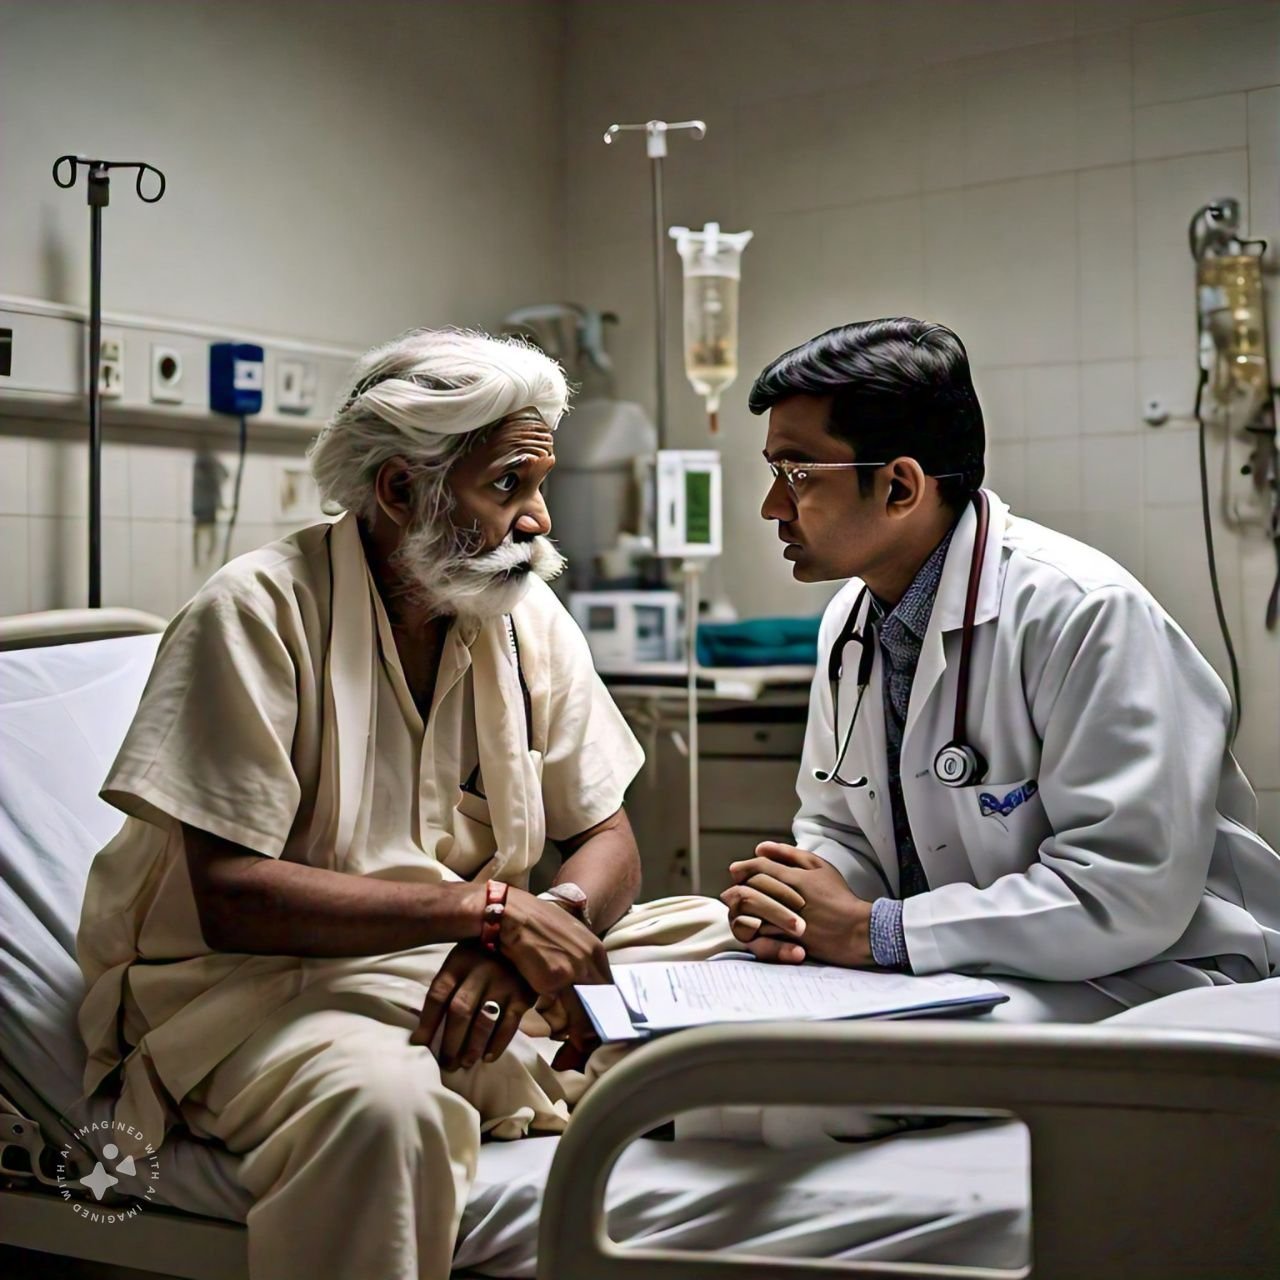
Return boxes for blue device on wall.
[209,342,264,416]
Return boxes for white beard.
[394,523,567,621]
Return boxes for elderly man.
[77,329,728,1280]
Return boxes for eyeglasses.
[765,458,964,494]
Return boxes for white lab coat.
[796,490,1280,1001]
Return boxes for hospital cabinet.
[610,682,809,897]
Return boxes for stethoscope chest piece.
[933,740,987,788]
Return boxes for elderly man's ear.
[373,459,414,528]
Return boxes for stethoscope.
[814,490,991,791]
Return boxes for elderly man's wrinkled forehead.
[465,409,556,469]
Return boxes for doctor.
[725,317,1280,1020]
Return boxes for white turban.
[350,329,568,438]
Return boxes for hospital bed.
[1,609,1277,1280]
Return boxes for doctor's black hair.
[748,317,986,511]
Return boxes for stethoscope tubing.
[817,490,990,790]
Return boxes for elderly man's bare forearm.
[183,823,487,956]
[552,807,642,935]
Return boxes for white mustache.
[460,535,566,583]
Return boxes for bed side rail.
[537,1020,1280,1280]
[0,607,167,650]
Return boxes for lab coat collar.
[930,488,1008,634]
[901,489,1006,745]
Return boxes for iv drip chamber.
[669,221,753,429]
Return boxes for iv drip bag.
[669,222,753,427]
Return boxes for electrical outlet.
[99,329,124,399]
[150,344,184,404]
[277,358,317,414]
[276,463,321,520]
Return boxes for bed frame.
[5,1018,1279,1279]
[3,609,1279,1278]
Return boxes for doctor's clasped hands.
[722,842,874,967]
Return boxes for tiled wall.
[562,0,1280,842]
[0,424,323,619]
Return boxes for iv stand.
[52,155,166,608]
[603,119,710,897]
[603,120,705,451]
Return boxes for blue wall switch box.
[209,342,264,415]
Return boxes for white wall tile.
[1137,355,1202,421]
[1141,503,1244,687]
[1025,364,1080,438]
[1144,425,1202,505]
[1074,29,1135,169]
[1137,235,1199,359]
[1077,165,1137,361]
[1081,508,1145,579]
[102,442,131,519]
[1025,438,1082,514]
[217,447,282,526]
[734,93,830,221]
[129,446,184,521]
[916,64,969,192]
[819,198,926,321]
[1135,93,1248,160]
[28,516,88,612]
[0,516,30,614]
[128,521,181,620]
[736,211,836,383]
[1134,3,1280,105]
[927,175,1079,367]
[27,437,86,519]
[974,367,1026,442]
[1080,360,1139,435]
[1082,433,1143,511]
[101,517,133,609]
[0,437,29,515]
[985,440,1026,511]
[962,40,1078,185]
[1135,149,1250,247]
[823,80,923,206]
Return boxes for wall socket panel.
[0,296,357,431]
[277,358,318,414]
[99,329,125,398]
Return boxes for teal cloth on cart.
[695,617,821,667]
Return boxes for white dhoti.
[180,896,735,1280]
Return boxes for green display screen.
[685,469,712,544]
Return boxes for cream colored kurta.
[76,513,700,1141]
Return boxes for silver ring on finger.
[480,999,503,1022]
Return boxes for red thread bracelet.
[480,879,508,952]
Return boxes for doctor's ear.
[883,458,927,518]
[373,458,415,529]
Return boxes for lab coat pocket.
[952,778,1049,886]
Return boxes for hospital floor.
[0,1244,188,1279]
